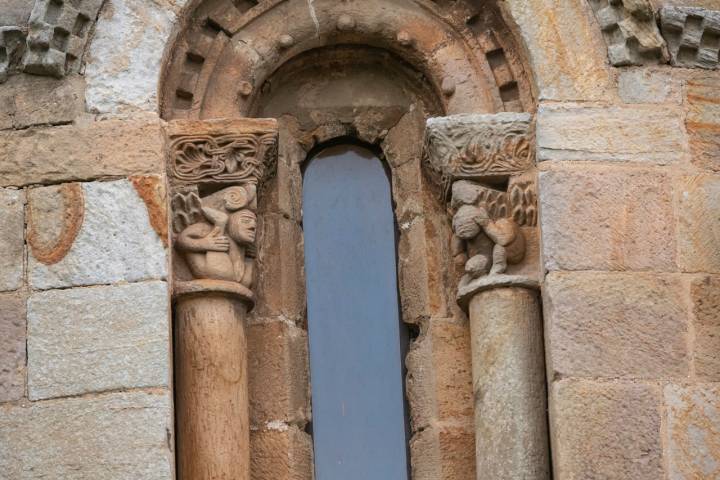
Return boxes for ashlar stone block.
[27,281,170,400]
[0,115,165,187]
[501,0,614,101]
[690,275,720,380]
[251,425,313,480]
[676,175,720,273]
[248,320,309,427]
[537,104,687,164]
[29,179,167,289]
[665,384,720,479]
[686,73,720,172]
[405,319,474,432]
[410,425,476,480]
[539,166,676,272]
[0,292,26,403]
[85,0,179,113]
[0,188,24,292]
[544,272,689,380]
[0,391,173,479]
[550,379,663,480]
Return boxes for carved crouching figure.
[175,185,256,287]
[452,199,525,278]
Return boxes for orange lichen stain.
[131,175,169,247]
[27,183,85,265]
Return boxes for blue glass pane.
[303,145,409,480]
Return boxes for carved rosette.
[422,113,538,304]
[167,118,279,305]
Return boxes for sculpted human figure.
[452,203,525,277]
[176,185,256,287]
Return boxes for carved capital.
[422,113,535,198]
[167,118,279,301]
[167,119,278,187]
[423,113,538,287]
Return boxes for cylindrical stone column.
[468,285,549,479]
[174,281,253,480]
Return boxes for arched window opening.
[302,144,410,479]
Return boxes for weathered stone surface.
[0,391,173,479]
[544,272,688,379]
[550,379,663,480]
[661,7,720,69]
[676,175,720,273]
[665,384,720,479]
[0,188,24,292]
[537,104,687,164]
[27,183,84,266]
[254,214,305,322]
[251,426,313,480]
[0,115,165,187]
[0,1,32,26]
[469,287,549,479]
[686,73,720,171]
[588,0,669,66]
[422,113,534,193]
[23,0,104,77]
[410,425,476,480]
[0,74,85,129]
[691,276,720,380]
[85,0,180,113]
[29,180,167,289]
[618,68,682,104]
[405,319,473,432]
[502,0,614,101]
[0,26,24,84]
[0,292,26,403]
[27,281,170,400]
[539,166,676,271]
[248,321,309,426]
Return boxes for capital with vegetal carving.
[422,113,538,305]
[167,118,278,304]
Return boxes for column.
[423,113,550,479]
[167,119,278,480]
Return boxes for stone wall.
[0,0,719,479]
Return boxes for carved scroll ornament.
[423,113,534,198]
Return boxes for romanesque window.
[303,144,410,479]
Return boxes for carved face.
[452,205,487,240]
[228,209,257,245]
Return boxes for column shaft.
[469,287,549,479]
[174,294,250,480]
